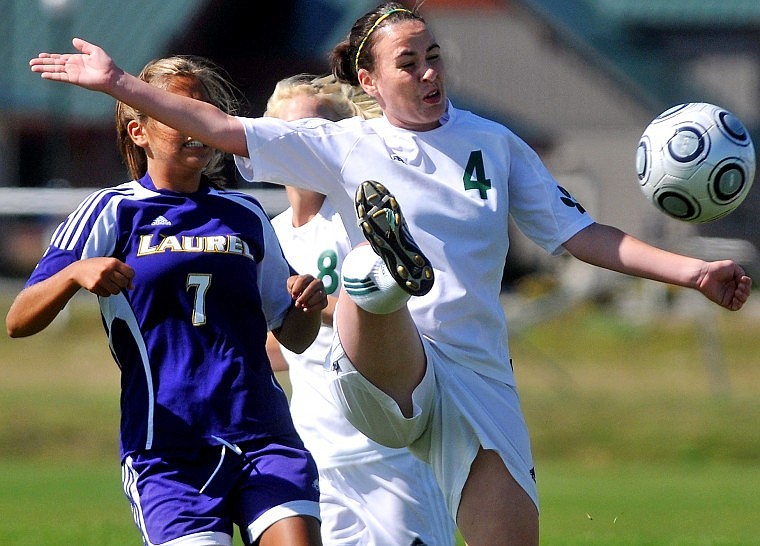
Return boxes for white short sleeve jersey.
[235,104,594,384]
[271,200,408,467]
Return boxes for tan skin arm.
[266,294,337,372]
[30,38,248,158]
[563,222,752,311]
[6,257,135,338]
[271,274,328,354]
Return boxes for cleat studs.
[354,180,434,296]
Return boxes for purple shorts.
[122,435,320,544]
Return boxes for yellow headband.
[354,8,413,74]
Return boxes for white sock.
[341,245,411,314]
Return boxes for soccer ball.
[635,102,756,223]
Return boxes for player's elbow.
[5,309,45,338]
[6,318,28,338]
[281,336,313,355]
[277,323,319,355]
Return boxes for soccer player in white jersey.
[29,4,752,543]
[9,57,326,546]
[263,74,455,545]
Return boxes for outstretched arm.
[30,38,248,157]
[6,257,135,338]
[563,222,752,311]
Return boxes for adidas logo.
[150,215,172,226]
[342,275,380,296]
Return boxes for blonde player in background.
[264,74,455,546]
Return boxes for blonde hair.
[265,73,382,121]
[116,56,242,184]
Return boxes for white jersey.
[236,102,593,385]
[271,201,456,545]
[270,200,406,467]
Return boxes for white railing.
[0,186,290,218]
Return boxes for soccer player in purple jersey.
[7,57,325,546]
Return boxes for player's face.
[361,19,446,131]
[137,76,214,189]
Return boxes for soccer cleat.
[354,180,434,296]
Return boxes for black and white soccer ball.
[636,102,756,223]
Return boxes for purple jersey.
[27,174,299,460]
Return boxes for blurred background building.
[1,0,759,286]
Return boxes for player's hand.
[71,257,135,297]
[29,38,122,92]
[697,260,752,311]
[287,274,328,313]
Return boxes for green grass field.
[2,286,759,545]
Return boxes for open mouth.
[183,139,206,148]
[423,89,440,103]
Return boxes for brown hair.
[331,2,424,86]
[115,56,242,184]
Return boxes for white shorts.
[328,333,538,523]
[318,452,456,545]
